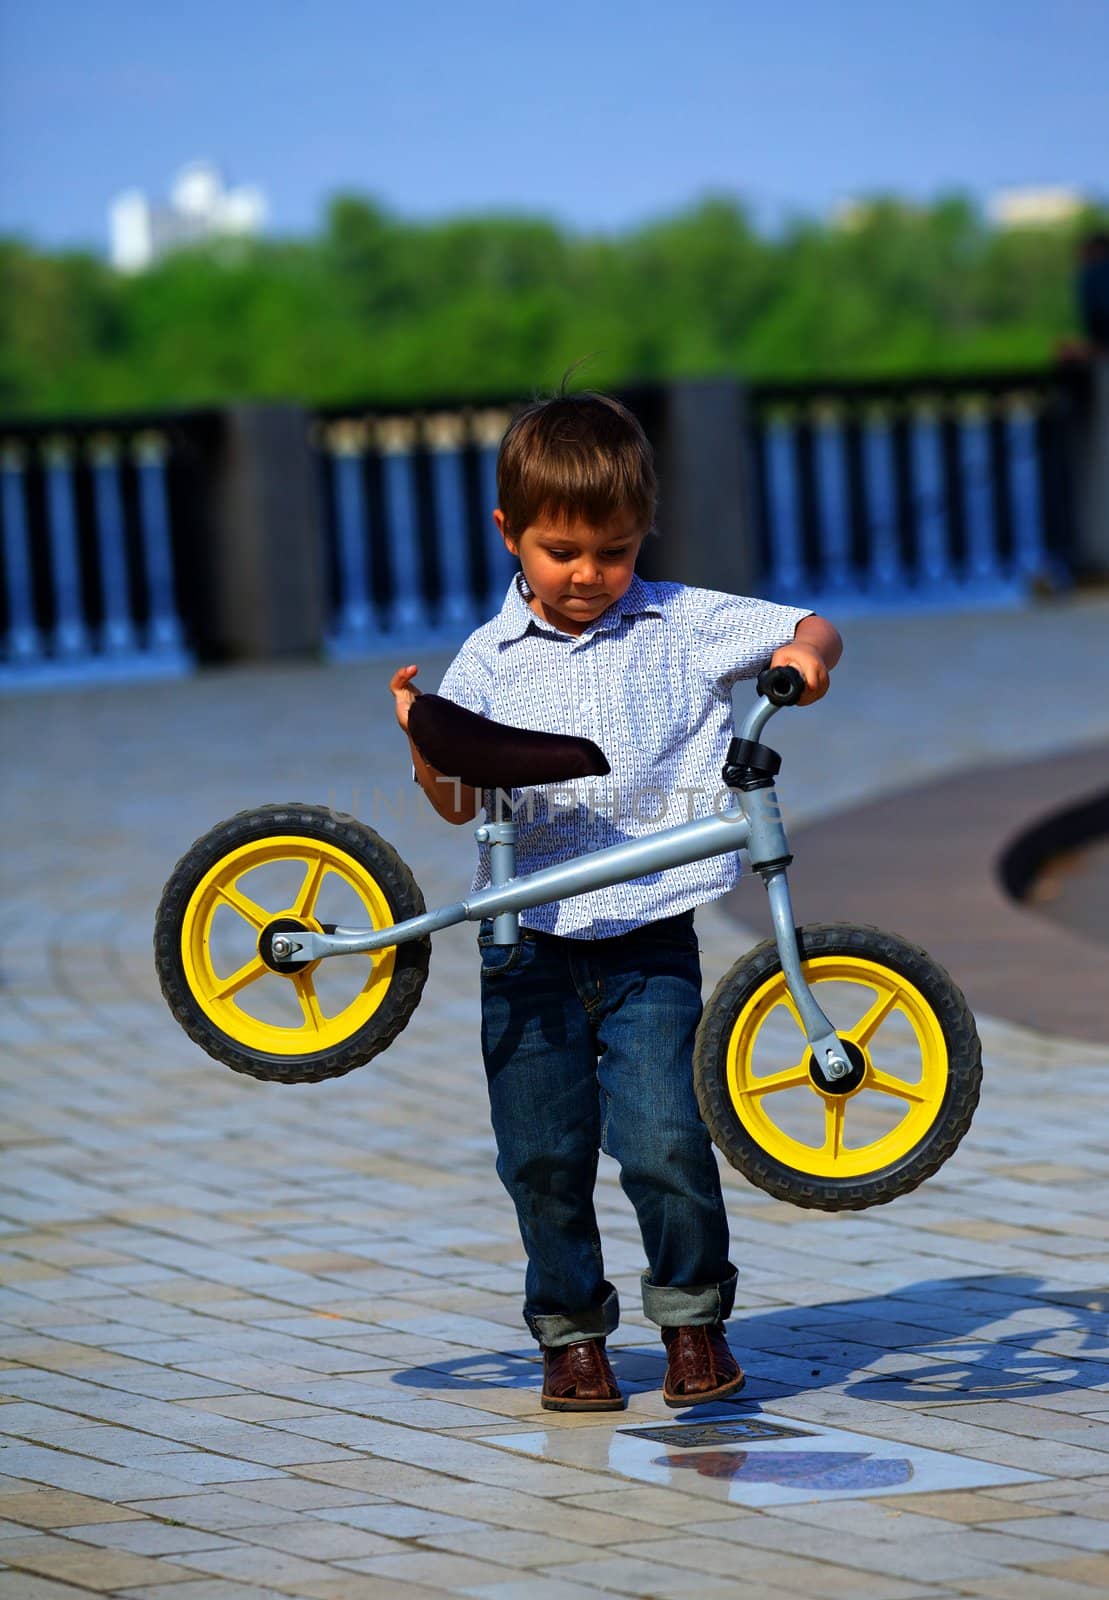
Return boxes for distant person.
[1061,230,1109,361]
[390,392,841,1411]
[1078,231,1109,352]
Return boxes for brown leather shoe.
[541,1337,625,1411]
[662,1322,746,1408]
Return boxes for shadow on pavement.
[383,1274,1109,1409]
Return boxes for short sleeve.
[437,640,492,717]
[686,589,813,699]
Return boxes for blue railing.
[312,406,518,657]
[0,420,192,689]
[747,370,1079,612]
[0,369,1085,688]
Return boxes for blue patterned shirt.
[438,571,811,938]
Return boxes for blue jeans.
[478,909,737,1349]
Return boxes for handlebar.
[756,664,806,707]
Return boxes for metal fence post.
[473,408,516,611]
[0,442,43,664]
[1070,356,1109,580]
[197,403,325,661]
[89,434,138,655]
[426,411,481,632]
[637,379,761,596]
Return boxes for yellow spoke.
[295,853,328,919]
[823,1098,846,1161]
[777,990,806,1036]
[868,1068,929,1104]
[293,972,325,1032]
[850,986,902,1046]
[210,956,268,1002]
[737,1063,810,1098]
[216,881,269,931]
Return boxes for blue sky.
[1,0,1105,251]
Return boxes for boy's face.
[494,508,645,637]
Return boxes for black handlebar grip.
[756,664,806,706]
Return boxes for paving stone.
[872,1490,1054,1524]
[614,1535,942,1596]
[1027,1553,1109,1587]
[671,1515,1010,1583]
[287,1582,473,1600]
[117,1585,295,1600]
[542,1551,800,1599]
[557,1486,751,1527]
[163,1542,397,1592]
[220,1480,382,1512]
[1012,1488,1109,1516]
[184,1398,330,1424]
[223,1518,401,1561]
[0,1489,141,1528]
[455,1581,629,1600]
[986,1512,1109,1550]
[421,1524,603,1569]
[0,1531,196,1588]
[121,1455,286,1487]
[957,1574,1109,1600]
[0,1444,199,1503]
[55,1521,236,1555]
[123,1496,294,1532]
[313,1501,486,1538]
[0,1576,112,1600]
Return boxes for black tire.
[694,923,982,1211]
[154,804,430,1084]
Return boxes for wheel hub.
[807,1038,867,1095]
[259,916,314,975]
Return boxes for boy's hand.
[768,642,829,705]
[389,664,422,731]
[769,615,842,705]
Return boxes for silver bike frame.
[275,690,852,1080]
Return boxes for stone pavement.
[3,594,1109,1600]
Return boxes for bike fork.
[743,786,852,1085]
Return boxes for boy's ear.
[493,509,517,553]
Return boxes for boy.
[390,393,841,1410]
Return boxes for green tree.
[0,191,1099,419]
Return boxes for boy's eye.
[548,548,629,561]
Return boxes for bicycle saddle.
[407,694,610,789]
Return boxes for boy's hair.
[496,392,657,538]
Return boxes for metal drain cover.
[624,1418,813,1448]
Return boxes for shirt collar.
[494,570,661,646]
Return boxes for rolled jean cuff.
[525,1284,620,1348]
[640,1266,738,1329]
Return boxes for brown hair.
[496,391,657,539]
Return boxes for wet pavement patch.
[478,1412,1045,1506]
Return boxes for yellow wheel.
[154,805,430,1083]
[694,924,981,1210]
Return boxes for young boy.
[390,393,841,1410]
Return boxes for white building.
[987,187,1085,229]
[109,163,267,273]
